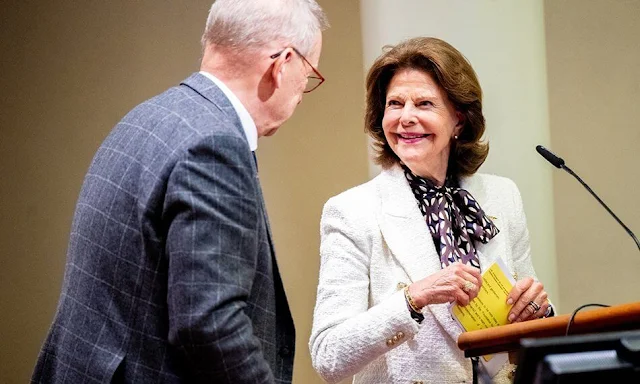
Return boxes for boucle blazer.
[310,164,540,384]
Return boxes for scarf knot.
[403,166,499,269]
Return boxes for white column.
[360,0,558,304]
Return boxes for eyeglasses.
[270,47,325,93]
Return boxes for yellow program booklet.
[450,257,516,331]
[449,257,516,376]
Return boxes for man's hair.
[365,37,489,177]
[202,0,329,55]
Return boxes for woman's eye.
[418,100,433,107]
[387,100,402,107]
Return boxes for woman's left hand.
[506,277,549,323]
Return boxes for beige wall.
[0,1,366,383]
[545,0,640,312]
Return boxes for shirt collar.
[199,71,258,151]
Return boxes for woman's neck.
[403,164,447,187]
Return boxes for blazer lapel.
[375,165,441,283]
[374,165,473,342]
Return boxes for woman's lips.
[397,133,431,144]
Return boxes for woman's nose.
[399,105,417,126]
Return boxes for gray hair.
[201,0,329,56]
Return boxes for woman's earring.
[454,135,459,140]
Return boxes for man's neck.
[201,46,272,137]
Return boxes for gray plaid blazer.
[32,73,295,383]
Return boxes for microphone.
[535,145,564,168]
[536,145,640,252]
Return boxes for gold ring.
[463,281,475,293]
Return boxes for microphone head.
[536,145,565,168]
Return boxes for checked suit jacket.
[32,73,295,383]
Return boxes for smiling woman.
[365,37,489,180]
[309,37,554,384]
[381,68,463,185]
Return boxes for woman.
[309,37,552,383]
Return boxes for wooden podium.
[458,301,640,358]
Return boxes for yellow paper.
[451,259,514,331]
[450,258,515,363]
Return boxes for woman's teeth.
[399,133,429,139]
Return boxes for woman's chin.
[397,151,433,166]
[398,157,428,174]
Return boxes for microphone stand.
[560,164,640,251]
[536,145,640,252]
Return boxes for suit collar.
[179,72,260,175]
[181,72,235,110]
[179,72,247,137]
[198,71,258,151]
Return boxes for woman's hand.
[408,262,482,308]
[506,277,549,322]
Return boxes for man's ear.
[271,48,294,90]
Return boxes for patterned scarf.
[403,165,499,269]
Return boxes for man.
[32,0,328,382]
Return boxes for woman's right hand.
[408,262,482,308]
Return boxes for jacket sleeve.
[506,178,555,314]
[163,134,274,383]
[506,178,536,279]
[309,195,420,384]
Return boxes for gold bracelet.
[404,286,422,313]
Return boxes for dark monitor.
[514,330,640,383]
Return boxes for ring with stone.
[463,280,475,292]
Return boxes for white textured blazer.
[309,164,542,384]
